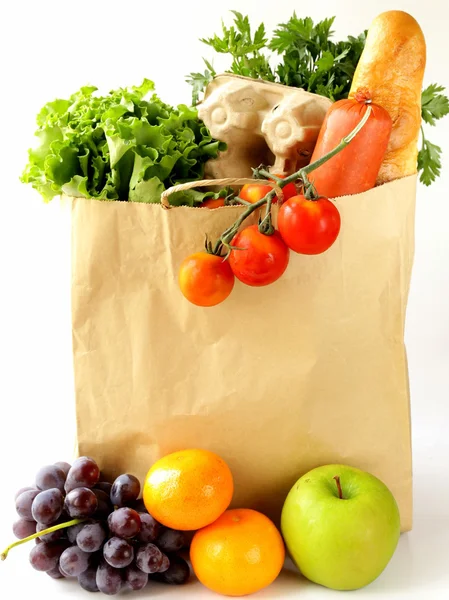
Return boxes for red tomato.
[275,175,299,201]
[278,195,341,255]
[228,225,290,287]
[239,176,299,204]
[202,197,226,209]
[239,183,274,204]
[179,252,234,307]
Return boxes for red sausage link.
[308,88,392,198]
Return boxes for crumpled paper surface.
[68,174,416,532]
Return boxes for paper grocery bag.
[69,174,415,532]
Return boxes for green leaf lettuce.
[21,79,226,204]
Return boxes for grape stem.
[1,518,86,561]
[212,105,373,254]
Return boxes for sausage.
[308,88,392,198]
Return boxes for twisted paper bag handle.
[160,178,283,209]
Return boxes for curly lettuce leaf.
[21,80,225,204]
[129,177,165,203]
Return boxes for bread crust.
[349,11,426,184]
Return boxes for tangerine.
[190,508,285,596]
[143,449,233,531]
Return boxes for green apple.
[281,464,400,591]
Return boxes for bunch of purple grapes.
[13,457,190,594]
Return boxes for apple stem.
[333,475,344,500]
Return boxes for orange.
[190,508,285,596]
[143,449,234,531]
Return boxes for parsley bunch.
[187,12,363,103]
[187,11,448,186]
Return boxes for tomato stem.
[215,106,373,252]
[217,191,277,252]
[258,194,275,235]
[231,197,252,206]
[1,518,86,561]
[267,172,283,182]
[256,169,281,182]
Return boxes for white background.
[0,0,448,597]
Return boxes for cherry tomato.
[239,183,274,204]
[179,252,234,307]
[274,175,299,201]
[239,176,299,204]
[202,197,226,209]
[228,225,290,287]
[278,195,341,255]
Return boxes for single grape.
[110,474,140,507]
[137,513,160,543]
[36,465,66,491]
[96,560,122,595]
[93,489,111,505]
[132,499,147,513]
[47,565,65,579]
[37,517,66,542]
[14,486,35,500]
[16,489,40,520]
[77,523,106,553]
[54,461,72,477]
[108,507,141,539]
[103,537,134,568]
[32,489,64,524]
[29,541,69,572]
[64,475,77,495]
[59,565,70,577]
[67,522,87,544]
[13,518,37,539]
[95,482,113,496]
[159,553,170,573]
[157,528,186,553]
[60,546,90,577]
[95,500,113,520]
[125,563,148,590]
[65,457,100,493]
[151,554,190,585]
[78,565,100,592]
[93,489,113,519]
[135,543,163,574]
[65,487,98,518]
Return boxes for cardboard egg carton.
[198,74,332,179]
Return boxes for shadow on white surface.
[1,515,448,598]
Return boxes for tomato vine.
[211,105,373,258]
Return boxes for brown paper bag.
[69,173,415,532]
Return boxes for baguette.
[349,11,426,184]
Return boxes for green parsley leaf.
[418,134,442,186]
[185,69,215,105]
[418,85,449,184]
[421,84,449,126]
[316,50,334,73]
